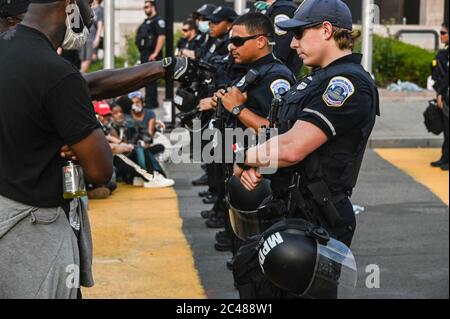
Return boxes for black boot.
[192,174,208,186]
[431,159,446,167]
[205,215,225,228]
[201,209,216,219]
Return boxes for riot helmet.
[258,219,358,299]
[226,175,286,240]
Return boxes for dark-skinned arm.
[84,62,165,100]
[70,128,113,185]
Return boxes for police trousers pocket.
[30,208,61,225]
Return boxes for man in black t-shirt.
[0,0,113,299]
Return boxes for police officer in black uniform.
[204,13,296,258]
[255,0,303,76]
[201,6,237,64]
[430,21,449,171]
[232,0,380,298]
[191,3,217,59]
[136,0,166,109]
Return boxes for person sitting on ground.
[109,104,173,188]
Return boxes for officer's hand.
[149,53,158,61]
[233,163,244,178]
[240,168,262,192]
[199,98,215,112]
[60,145,78,161]
[212,89,227,107]
[437,95,444,109]
[173,57,197,84]
[221,87,248,113]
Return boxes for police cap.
[195,4,217,18]
[276,0,353,32]
[0,0,29,18]
[206,6,238,24]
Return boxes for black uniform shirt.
[431,47,449,96]
[266,0,303,75]
[136,15,166,59]
[295,54,374,141]
[235,53,295,119]
[0,25,99,208]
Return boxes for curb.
[368,137,443,149]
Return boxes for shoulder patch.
[236,76,246,88]
[270,79,291,97]
[158,19,166,28]
[322,76,355,108]
[274,14,290,36]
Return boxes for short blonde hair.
[333,27,361,50]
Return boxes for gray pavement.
[168,149,449,299]
[369,99,443,148]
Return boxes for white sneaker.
[143,172,175,188]
[133,177,145,187]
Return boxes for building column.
[420,0,445,26]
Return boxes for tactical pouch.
[306,180,343,229]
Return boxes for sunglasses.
[440,30,448,36]
[230,34,268,47]
[292,23,323,40]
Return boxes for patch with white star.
[322,76,355,108]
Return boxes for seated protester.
[109,104,173,187]
[129,91,157,140]
[115,95,133,115]
[89,101,116,199]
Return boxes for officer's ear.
[256,36,267,49]
[320,21,334,41]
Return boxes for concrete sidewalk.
[369,90,443,148]
[156,89,443,149]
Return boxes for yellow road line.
[83,184,205,299]
[375,148,449,205]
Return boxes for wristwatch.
[231,104,246,117]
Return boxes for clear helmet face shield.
[303,238,358,299]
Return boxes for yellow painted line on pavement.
[375,148,449,205]
[83,184,206,299]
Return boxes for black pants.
[144,80,159,109]
[141,55,159,109]
[441,111,449,162]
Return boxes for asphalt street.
[170,148,449,299]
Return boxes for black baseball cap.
[0,0,30,18]
[195,4,217,18]
[206,6,238,24]
[276,0,353,32]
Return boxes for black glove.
[163,57,197,85]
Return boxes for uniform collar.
[249,53,277,69]
[325,53,363,69]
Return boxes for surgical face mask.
[132,104,143,113]
[61,3,90,50]
[198,21,210,33]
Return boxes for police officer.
[203,13,296,255]
[201,6,238,63]
[255,0,303,76]
[232,0,379,298]
[136,0,166,109]
[191,3,217,58]
[430,21,449,171]
[176,19,203,59]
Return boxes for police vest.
[266,0,298,18]
[202,34,229,63]
[233,59,297,91]
[278,62,379,199]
